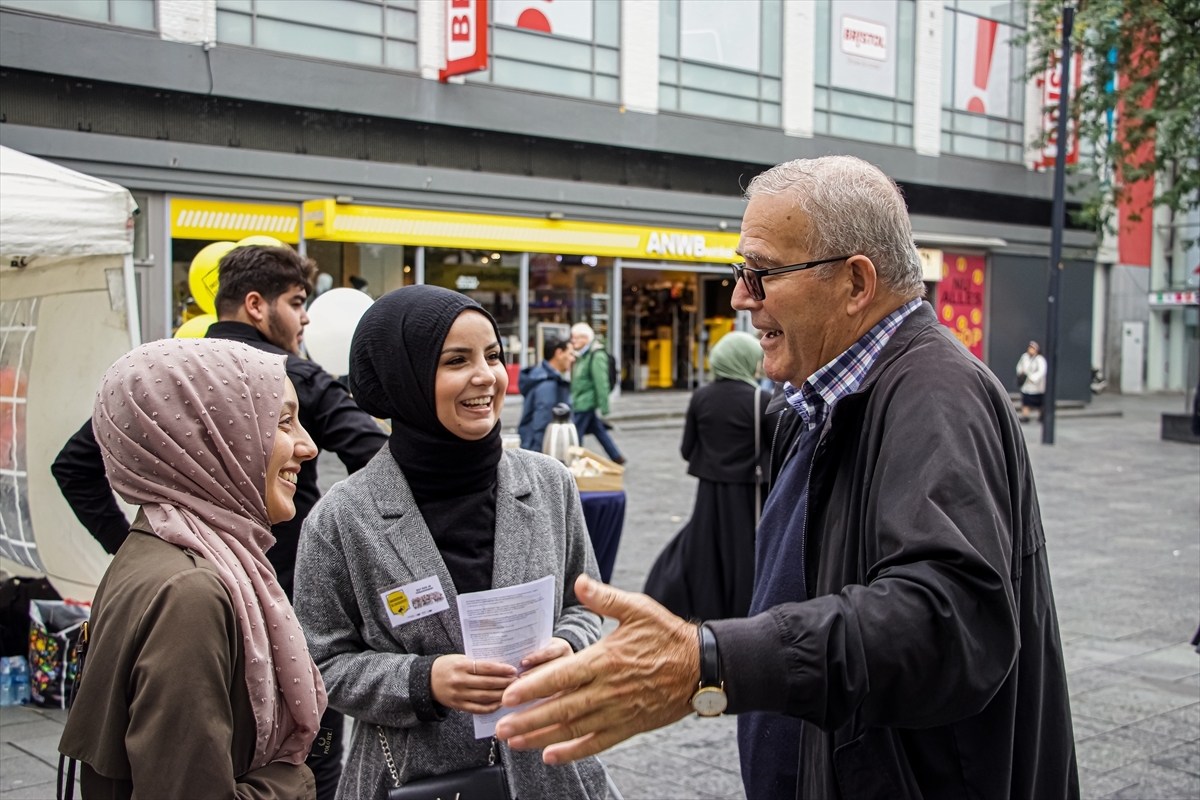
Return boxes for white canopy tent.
[0,145,139,602]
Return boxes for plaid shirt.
[784,298,923,431]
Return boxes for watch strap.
[698,624,721,688]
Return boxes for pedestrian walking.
[58,339,325,799]
[51,245,385,798]
[293,286,609,799]
[518,336,575,451]
[643,331,771,621]
[570,322,625,464]
[495,156,1078,800]
[1016,341,1048,423]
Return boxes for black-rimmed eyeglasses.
[730,255,853,301]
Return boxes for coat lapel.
[491,451,539,590]
[363,452,463,651]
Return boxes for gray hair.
[745,156,925,299]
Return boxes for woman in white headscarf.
[59,338,326,799]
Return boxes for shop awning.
[302,199,741,264]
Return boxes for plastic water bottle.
[9,656,30,705]
[0,657,12,707]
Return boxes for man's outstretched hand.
[495,574,700,764]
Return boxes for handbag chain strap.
[377,725,401,788]
[377,725,499,788]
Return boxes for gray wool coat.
[294,447,608,800]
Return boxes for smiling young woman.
[58,340,323,799]
[294,285,611,799]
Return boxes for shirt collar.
[783,298,923,430]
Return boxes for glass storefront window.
[528,254,613,364]
[306,241,416,301]
[171,239,406,333]
[425,249,523,363]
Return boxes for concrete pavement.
[2,391,1196,799]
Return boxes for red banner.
[937,253,986,359]
[441,0,489,81]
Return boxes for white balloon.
[304,288,374,377]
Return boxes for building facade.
[1,0,1106,397]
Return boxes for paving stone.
[1068,666,1138,697]
[1150,740,1200,777]
[1071,682,1199,727]
[1075,726,1185,774]
[1107,643,1200,683]
[1097,759,1200,799]
[604,763,724,800]
[0,707,50,731]
[0,721,66,750]
[1071,713,1122,742]
[1077,767,1129,799]
[1131,703,1200,742]
[0,745,57,793]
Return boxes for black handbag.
[378,726,513,800]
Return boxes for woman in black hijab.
[293,286,610,799]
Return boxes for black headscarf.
[349,287,504,595]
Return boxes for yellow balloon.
[174,313,216,339]
[188,241,237,315]
[235,235,286,248]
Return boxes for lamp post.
[1043,4,1075,445]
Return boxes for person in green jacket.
[570,323,626,464]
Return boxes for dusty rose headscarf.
[92,338,325,768]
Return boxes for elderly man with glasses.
[496,156,1079,800]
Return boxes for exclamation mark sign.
[968,18,999,113]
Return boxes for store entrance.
[621,267,736,391]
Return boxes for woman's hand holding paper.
[431,655,518,714]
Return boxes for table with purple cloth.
[579,490,625,583]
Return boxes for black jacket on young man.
[51,321,388,597]
[707,303,1079,799]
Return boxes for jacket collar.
[852,300,938,397]
[206,320,291,358]
[763,301,936,418]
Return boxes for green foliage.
[1024,0,1200,232]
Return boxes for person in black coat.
[50,245,387,800]
[644,332,771,620]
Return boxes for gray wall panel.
[0,8,1066,201]
[989,254,1093,403]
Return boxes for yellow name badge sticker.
[378,575,450,628]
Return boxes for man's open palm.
[496,574,701,764]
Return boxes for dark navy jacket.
[517,361,572,452]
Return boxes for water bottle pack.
[0,655,32,706]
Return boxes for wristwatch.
[690,624,727,717]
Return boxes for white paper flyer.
[456,574,555,738]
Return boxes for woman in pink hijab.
[59,338,327,799]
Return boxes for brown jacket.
[59,515,315,799]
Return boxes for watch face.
[692,687,728,717]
